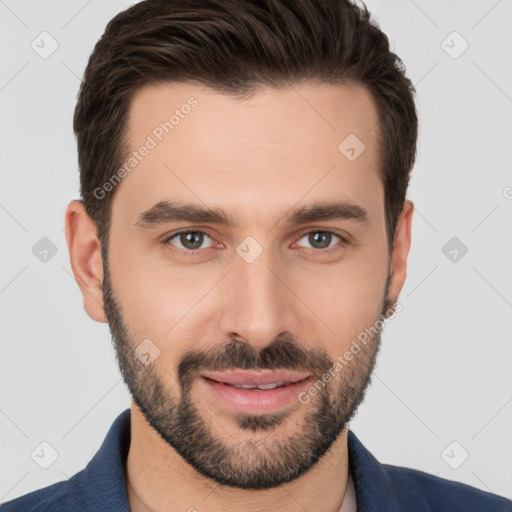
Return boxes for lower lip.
[199,376,314,415]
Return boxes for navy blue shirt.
[1,408,510,511]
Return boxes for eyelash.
[162,229,348,257]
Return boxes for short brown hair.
[73,0,418,254]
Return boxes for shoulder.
[383,463,512,512]
[0,474,86,512]
[1,409,132,512]
[347,430,511,511]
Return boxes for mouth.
[199,370,313,415]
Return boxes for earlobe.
[387,199,414,304]
[64,200,107,323]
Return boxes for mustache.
[177,337,333,386]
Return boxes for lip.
[199,370,313,415]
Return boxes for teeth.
[231,382,286,390]
[257,382,285,390]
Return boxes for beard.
[102,253,394,490]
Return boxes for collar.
[347,429,405,512]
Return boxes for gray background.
[1,0,511,503]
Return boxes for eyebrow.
[135,200,369,230]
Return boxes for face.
[99,82,404,489]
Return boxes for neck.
[125,404,350,512]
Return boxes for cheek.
[108,242,219,355]
[288,251,388,354]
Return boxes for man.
[1,0,510,511]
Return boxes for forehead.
[114,81,383,227]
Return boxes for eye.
[295,231,347,252]
[162,229,348,257]
[164,230,216,252]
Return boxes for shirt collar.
[347,430,405,512]
[75,408,131,512]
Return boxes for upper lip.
[201,370,311,386]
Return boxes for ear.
[387,199,414,304]
[64,200,107,323]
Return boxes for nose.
[218,245,300,351]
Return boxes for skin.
[65,81,413,512]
